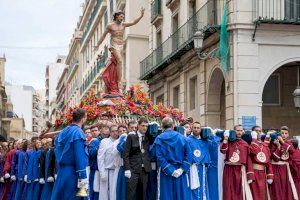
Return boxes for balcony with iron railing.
[151,0,162,23]
[140,1,219,80]
[67,58,79,81]
[253,0,300,23]
[80,46,108,95]
[81,0,107,44]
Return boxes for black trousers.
[126,169,149,200]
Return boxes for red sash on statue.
[102,49,121,96]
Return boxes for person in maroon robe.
[289,139,300,195]
[268,126,298,200]
[220,125,254,200]
[249,126,273,200]
[0,140,18,200]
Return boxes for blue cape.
[55,124,85,164]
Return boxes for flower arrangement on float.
[54,85,184,129]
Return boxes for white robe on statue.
[97,137,118,200]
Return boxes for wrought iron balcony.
[67,58,79,80]
[80,46,108,95]
[151,0,162,22]
[140,1,219,80]
[253,0,300,23]
[81,0,107,44]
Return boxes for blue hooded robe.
[40,148,55,200]
[7,150,19,200]
[207,135,221,200]
[187,134,220,200]
[24,148,35,200]
[154,129,192,200]
[88,137,101,200]
[51,124,87,200]
[116,134,127,200]
[31,149,42,200]
[14,149,27,200]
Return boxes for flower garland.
[55,85,184,128]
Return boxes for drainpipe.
[232,0,239,126]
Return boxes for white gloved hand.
[0,177,4,183]
[10,175,16,181]
[172,170,180,178]
[224,130,230,137]
[176,168,183,177]
[24,175,28,183]
[54,174,57,180]
[172,168,183,178]
[77,178,88,189]
[47,177,54,183]
[124,170,131,179]
[34,178,39,182]
[4,173,10,179]
[39,178,45,184]
[267,179,273,184]
[247,180,253,184]
[251,131,258,140]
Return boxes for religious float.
[41,84,184,139]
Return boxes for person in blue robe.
[87,125,102,200]
[153,117,192,200]
[40,145,54,200]
[187,125,220,200]
[116,132,127,200]
[115,121,139,200]
[40,143,55,200]
[0,151,4,197]
[24,142,35,200]
[51,108,88,200]
[7,140,21,200]
[207,129,221,200]
[31,139,43,200]
[146,122,160,200]
[14,139,28,200]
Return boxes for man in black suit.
[122,117,151,200]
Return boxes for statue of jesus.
[96,8,145,90]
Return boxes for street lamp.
[193,30,218,60]
[293,66,300,112]
[193,30,204,58]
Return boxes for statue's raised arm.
[123,7,145,27]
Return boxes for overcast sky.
[0,0,84,90]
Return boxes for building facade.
[56,67,68,113]
[0,55,9,138]
[66,0,150,106]
[66,29,82,108]
[141,0,300,136]
[45,56,66,119]
[33,90,47,134]
[6,85,46,135]
[6,84,34,132]
[2,99,26,140]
